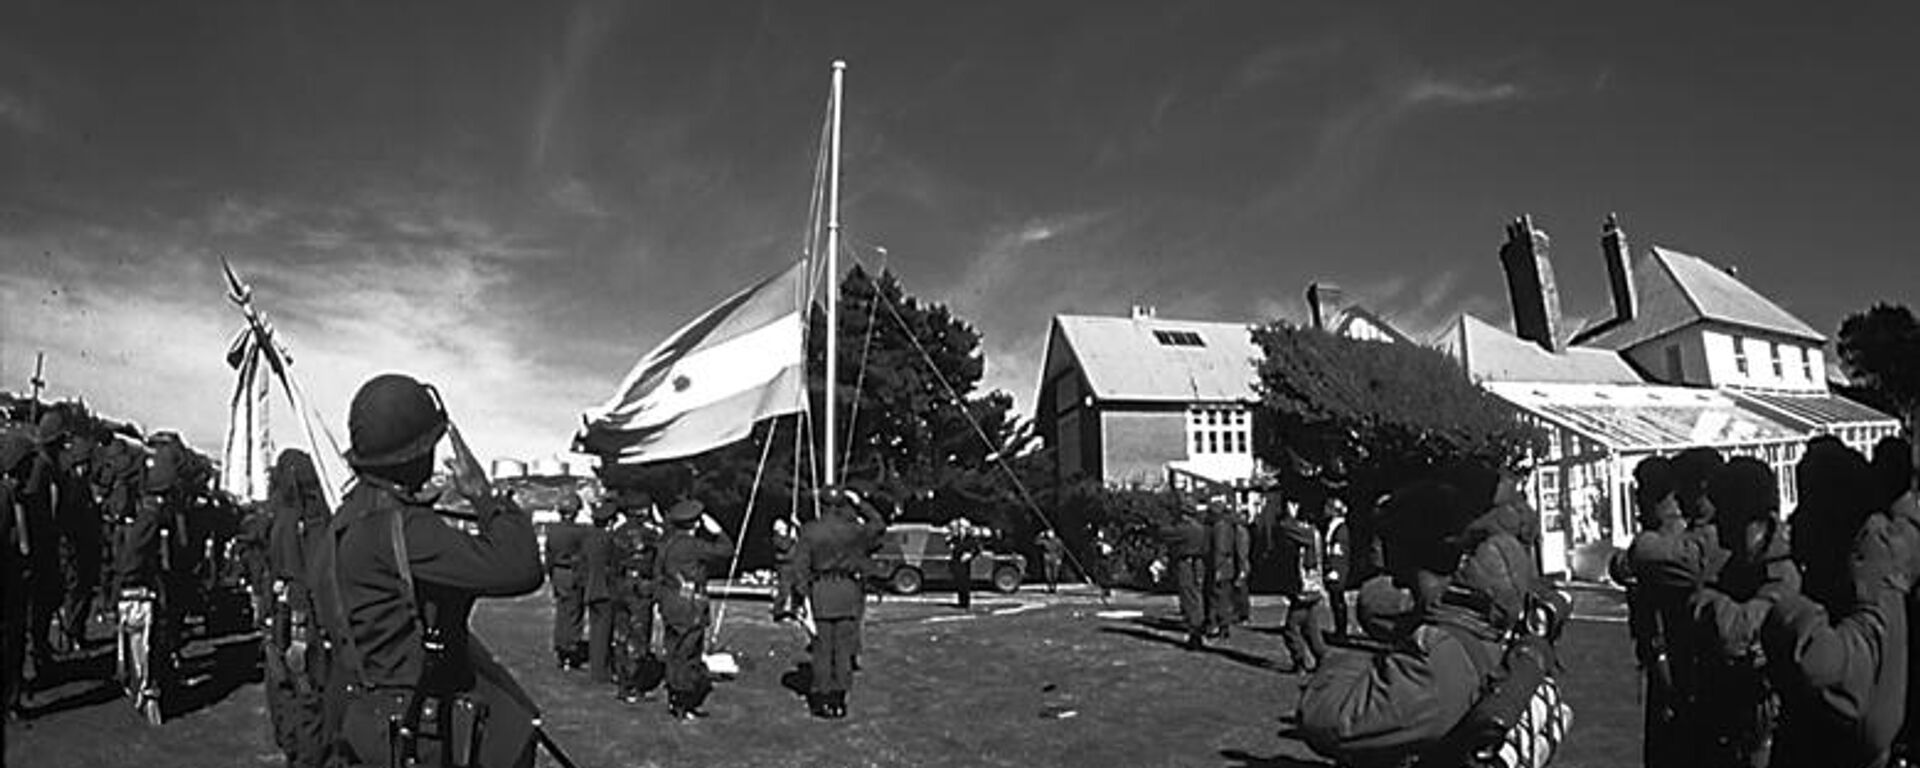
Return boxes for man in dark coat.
[310,374,544,767]
[544,495,587,670]
[1034,528,1066,594]
[20,414,67,670]
[582,499,616,683]
[262,449,331,768]
[792,487,887,718]
[610,497,663,704]
[653,498,732,720]
[1159,504,1211,650]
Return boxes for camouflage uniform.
[609,509,663,701]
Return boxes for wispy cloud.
[530,0,625,173]
[0,90,46,135]
[1402,77,1524,106]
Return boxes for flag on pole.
[220,259,353,511]
[576,260,808,464]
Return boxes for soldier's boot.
[1185,631,1203,651]
[830,692,848,719]
[807,694,831,719]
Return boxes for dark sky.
[3,1,1916,460]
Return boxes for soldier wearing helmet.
[310,373,543,767]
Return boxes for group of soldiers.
[1158,494,1353,672]
[2,407,255,725]
[1615,436,1920,768]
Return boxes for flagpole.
[824,59,845,488]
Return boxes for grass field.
[3,584,1639,767]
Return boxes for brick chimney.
[1601,212,1636,325]
[1498,215,1564,353]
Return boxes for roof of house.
[1041,314,1264,403]
[1434,314,1644,385]
[1574,246,1824,350]
[1485,381,1805,451]
[1727,389,1899,430]
[1328,306,1417,344]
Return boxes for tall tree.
[1249,322,1543,576]
[1838,302,1920,439]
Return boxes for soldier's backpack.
[1425,625,1572,768]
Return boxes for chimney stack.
[1498,215,1564,353]
[1601,212,1636,325]
[1306,282,1343,330]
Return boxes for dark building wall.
[1100,404,1188,487]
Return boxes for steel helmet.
[345,374,448,469]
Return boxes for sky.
[3,2,1917,464]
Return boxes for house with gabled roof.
[1454,213,1900,577]
[1034,307,1264,489]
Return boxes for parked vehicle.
[866,522,1026,595]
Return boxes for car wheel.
[890,567,924,596]
[991,566,1021,594]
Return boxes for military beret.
[665,498,705,523]
[1708,457,1778,528]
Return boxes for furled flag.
[220,258,353,510]
[220,326,277,503]
[576,259,808,464]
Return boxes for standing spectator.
[946,518,980,610]
[771,516,799,619]
[1035,528,1066,594]
[1276,502,1327,673]
[610,496,663,705]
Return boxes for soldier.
[792,487,887,718]
[609,495,663,705]
[544,495,587,670]
[1206,500,1239,638]
[1692,457,1798,767]
[116,430,191,724]
[20,414,67,670]
[309,373,544,767]
[1275,501,1327,673]
[1623,455,1709,768]
[262,449,331,768]
[771,516,800,619]
[55,425,103,654]
[1034,528,1065,594]
[654,498,732,720]
[946,517,978,610]
[1231,503,1252,626]
[2,429,35,720]
[1159,504,1211,650]
[582,498,616,683]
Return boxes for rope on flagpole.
[708,420,780,646]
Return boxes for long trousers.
[811,618,859,695]
[662,622,709,705]
[549,567,581,655]
[1172,558,1206,634]
[1280,596,1327,670]
[585,598,612,681]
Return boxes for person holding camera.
[311,373,544,767]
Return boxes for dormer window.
[1153,330,1206,347]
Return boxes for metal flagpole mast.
[824,59,845,488]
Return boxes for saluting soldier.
[309,373,544,767]
[792,488,887,718]
[544,495,587,670]
[653,498,732,720]
[609,495,664,704]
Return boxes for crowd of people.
[1613,436,1920,768]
